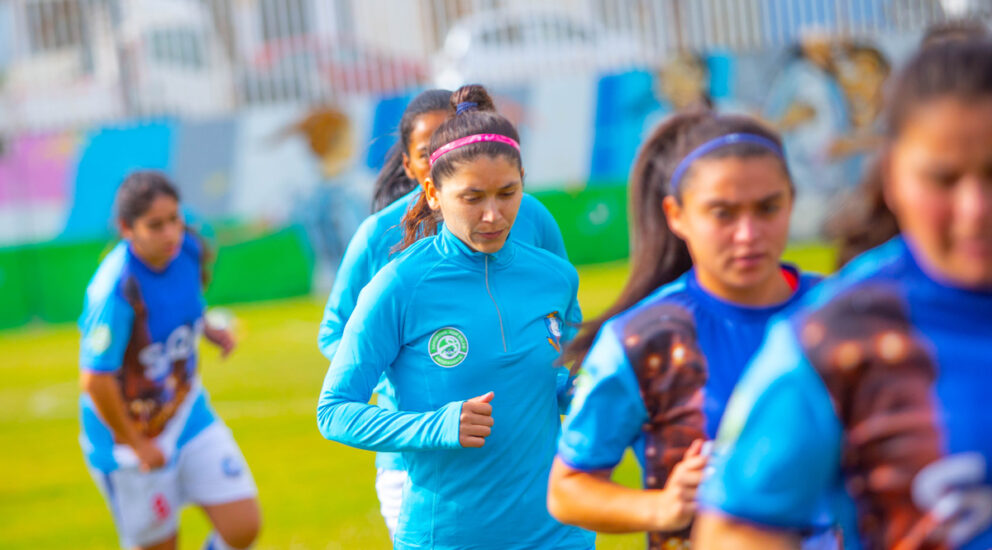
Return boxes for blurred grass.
[0,244,834,549]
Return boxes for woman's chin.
[472,238,506,254]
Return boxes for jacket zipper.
[484,256,508,352]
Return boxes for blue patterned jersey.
[701,237,992,549]
[557,266,819,549]
[78,233,216,473]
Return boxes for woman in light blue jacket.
[317,85,592,550]
[317,89,567,536]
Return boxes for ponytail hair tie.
[455,101,478,115]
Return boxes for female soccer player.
[317,85,594,550]
[693,39,992,550]
[317,89,567,536]
[547,111,820,549]
[78,172,260,550]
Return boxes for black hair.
[371,89,452,212]
[115,170,180,227]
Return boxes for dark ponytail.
[563,110,790,367]
[397,84,520,250]
[830,39,992,268]
[827,159,898,267]
[371,89,452,212]
[371,143,410,212]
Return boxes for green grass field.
[0,246,834,549]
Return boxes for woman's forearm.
[547,458,688,533]
[80,370,142,448]
[692,512,801,550]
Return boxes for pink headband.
[428,134,520,167]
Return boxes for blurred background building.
[1,0,990,329]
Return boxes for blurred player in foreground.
[694,39,992,550]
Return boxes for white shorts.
[375,468,407,539]
[89,422,257,549]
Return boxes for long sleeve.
[316,264,463,451]
[317,219,376,360]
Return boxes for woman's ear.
[118,219,134,241]
[878,147,899,217]
[424,177,441,210]
[402,153,415,180]
[662,195,687,241]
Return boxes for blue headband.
[455,101,478,115]
[669,133,785,194]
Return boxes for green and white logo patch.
[87,324,112,355]
[428,327,469,368]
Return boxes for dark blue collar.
[684,265,808,322]
[895,236,992,300]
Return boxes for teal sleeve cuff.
[439,400,465,449]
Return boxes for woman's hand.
[204,324,236,358]
[134,437,166,472]
[459,392,495,448]
[653,439,708,530]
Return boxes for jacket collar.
[436,224,516,270]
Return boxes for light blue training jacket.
[317,188,568,470]
[317,224,593,550]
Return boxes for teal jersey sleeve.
[317,219,376,361]
[78,251,135,373]
[699,320,842,530]
[521,193,568,260]
[557,324,648,470]
[316,263,463,451]
[79,288,135,373]
[535,198,568,260]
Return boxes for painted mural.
[585,33,913,238]
[0,30,921,254]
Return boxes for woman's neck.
[128,242,171,271]
[695,267,793,307]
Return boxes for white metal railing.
[0,0,989,134]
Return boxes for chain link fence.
[0,0,989,133]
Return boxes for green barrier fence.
[205,225,314,305]
[0,183,840,331]
[531,183,629,265]
[0,185,632,330]
[0,226,314,329]
[31,240,111,324]
[0,246,33,329]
